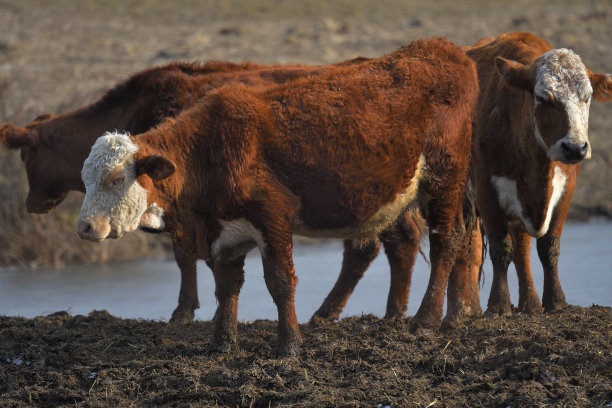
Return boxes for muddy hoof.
[518,296,543,315]
[169,307,195,324]
[208,337,238,354]
[408,315,440,333]
[485,302,513,318]
[543,299,568,313]
[273,338,302,358]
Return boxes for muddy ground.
[1,307,611,407]
[0,0,610,266]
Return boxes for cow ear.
[588,70,611,102]
[34,113,53,122]
[495,57,533,92]
[136,155,175,181]
[0,124,38,149]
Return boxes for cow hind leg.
[509,225,542,314]
[444,222,483,328]
[410,197,464,332]
[310,239,380,323]
[381,213,422,318]
[209,255,246,353]
[170,241,200,324]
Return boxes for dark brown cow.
[0,57,443,324]
[466,32,611,315]
[76,38,479,356]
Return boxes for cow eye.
[111,176,124,187]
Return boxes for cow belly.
[294,155,425,243]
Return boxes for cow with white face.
[77,38,480,356]
[77,132,165,241]
[466,32,611,317]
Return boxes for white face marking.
[140,203,165,231]
[491,166,566,238]
[77,131,150,241]
[294,154,426,244]
[534,49,592,162]
[211,218,266,261]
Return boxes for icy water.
[0,222,610,323]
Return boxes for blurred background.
[0,0,609,320]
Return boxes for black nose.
[561,141,588,161]
[77,221,92,239]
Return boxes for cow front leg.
[170,240,200,324]
[537,235,567,312]
[509,225,542,314]
[209,255,246,353]
[261,231,301,357]
[485,234,514,317]
[310,239,380,322]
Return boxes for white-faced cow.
[466,32,611,316]
[76,38,479,356]
[0,57,473,326]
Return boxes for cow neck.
[502,88,564,232]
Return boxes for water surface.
[1,222,610,322]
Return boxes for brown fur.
[1,56,442,326]
[466,32,610,315]
[127,38,478,355]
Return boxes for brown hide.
[131,37,478,355]
[466,32,609,315]
[4,56,461,327]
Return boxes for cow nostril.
[77,221,92,238]
[580,142,589,154]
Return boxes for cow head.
[0,115,76,213]
[77,131,175,241]
[495,49,610,164]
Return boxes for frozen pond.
[0,222,610,323]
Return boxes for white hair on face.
[534,49,592,160]
[78,131,151,239]
[82,131,139,187]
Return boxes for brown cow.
[76,38,479,356]
[466,32,611,316]
[0,57,444,324]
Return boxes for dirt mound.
[1,306,610,406]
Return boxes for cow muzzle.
[76,218,112,242]
[559,140,591,163]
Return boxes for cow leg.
[485,232,514,317]
[310,239,380,322]
[444,221,483,327]
[170,240,200,324]
[209,255,246,353]
[537,234,567,312]
[261,231,301,357]
[410,202,464,332]
[509,224,542,314]
[537,183,573,312]
[381,213,422,318]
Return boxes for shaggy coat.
[0,57,472,325]
[466,32,611,315]
[77,38,479,356]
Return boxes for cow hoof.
[273,343,300,358]
[408,315,441,333]
[518,296,543,315]
[484,302,513,318]
[208,337,238,354]
[169,307,195,324]
[543,299,568,313]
